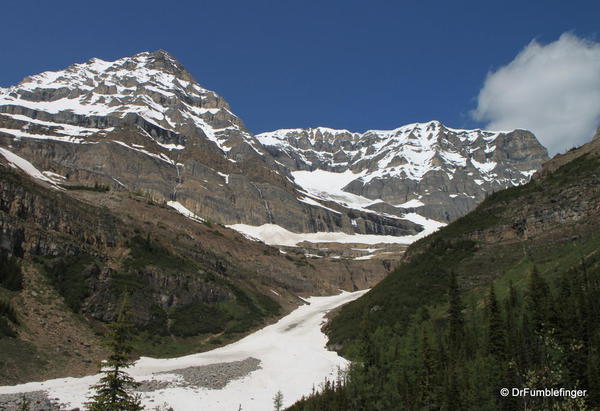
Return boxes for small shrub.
[0,300,19,325]
[60,182,109,192]
[40,254,96,312]
[170,302,229,336]
[0,252,24,291]
[0,317,16,338]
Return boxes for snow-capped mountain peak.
[0,51,548,248]
[0,51,254,154]
[257,121,548,221]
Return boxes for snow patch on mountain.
[167,201,205,223]
[0,147,61,186]
[292,169,379,210]
[259,120,547,222]
[227,221,444,247]
[396,199,425,208]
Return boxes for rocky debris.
[137,379,175,392]
[138,357,261,392]
[0,391,77,411]
[0,358,261,409]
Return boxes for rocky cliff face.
[257,122,548,222]
[0,158,389,320]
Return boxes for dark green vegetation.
[0,299,19,337]
[118,235,281,350]
[289,262,600,410]
[36,254,97,312]
[87,298,143,411]
[0,251,23,291]
[289,144,600,409]
[0,251,23,337]
[60,182,110,192]
[0,162,282,383]
[328,152,600,349]
[33,234,281,355]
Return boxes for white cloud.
[472,33,600,155]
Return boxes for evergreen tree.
[486,285,506,359]
[287,255,600,410]
[419,332,437,409]
[444,367,462,411]
[86,296,143,411]
[18,395,30,411]
[273,390,284,411]
[526,266,550,334]
[0,251,23,291]
[447,272,464,358]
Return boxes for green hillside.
[328,149,600,349]
[288,139,600,410]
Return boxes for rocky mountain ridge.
[0,50,548,252]
[0,49,557,386]
[0,51,426,252]
[257,122,548,221]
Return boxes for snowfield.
[0,290,368,411]
[0,147,58,186]
[227,220,445,247]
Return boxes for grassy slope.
[327,151,600,351]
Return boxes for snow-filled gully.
[0,290,368,411]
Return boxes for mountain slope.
[0,148,392,384]
[0,51,425,245]
[326,132,599,348]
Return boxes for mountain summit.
[0,51,548,252]
[258,121,548,221]
[1,50,256,153]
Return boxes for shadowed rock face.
[0,160,391,325]
[0,50,547,239]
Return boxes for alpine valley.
[0,51,549,388]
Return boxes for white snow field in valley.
[0,290,368,410]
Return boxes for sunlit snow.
[227,220,444,247]
[0,290,368,411]
[167,201,205,223]
[0,147,57,185]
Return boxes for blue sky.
[1,0,598,148]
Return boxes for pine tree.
[447,272,464,358]
[486,285,506,359]
[526,266,550,334]
[419,332,437,410]
[444,367,462,411]
[273,390,284,411]
[86,296,143,411]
